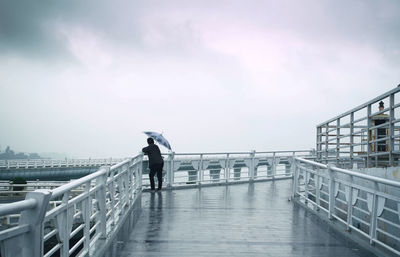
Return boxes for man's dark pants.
[149,163,164,190]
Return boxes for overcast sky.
[0,0,399,158]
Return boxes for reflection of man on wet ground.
[142,138,164,191]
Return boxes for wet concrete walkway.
[120,180,374,257]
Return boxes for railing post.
[367,104,372,167]
[291,159,297,198]
[138,154,143,189]
[289,152,295,176]
[336,118,340,166]
[304,165,309,204]
[18,189,51,257]
[226,154,230,183]
[250,150,255,181]
[325,123,329,164]
[315,169,321,210]
[328,164,335,220]
[369,182,379,245]
[128,158,135,200]
[123,164,130,207]
[108,168,116,227]
[389,93,395,166]
[346,176,354,231]
[350,112,354,169]
[272,152,276,179]
[58,191,73,257]
[83,181,91,255]
[167,152,174,188]
[198,154,203,185]
[97,167,108,239]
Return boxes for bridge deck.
[118,180,374,257]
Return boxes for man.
[142,137,164,191]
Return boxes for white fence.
[0,150,314,195]
[154,150,313,187]
[0,155,143,257]
[316,86,400,168]
[0,158,124,169]
[0,150,313,257]
[292,157,400,256]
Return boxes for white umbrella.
[143,131,172,150]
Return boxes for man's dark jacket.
[142,144,164,168]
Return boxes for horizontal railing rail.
[0,158,124,169]
[0,199,37,217]
[293,157,400,256]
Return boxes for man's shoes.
[150,189,156,193]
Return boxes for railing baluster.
[350,112,354,169]
[346,176,353,231]
[124,165,130,208]
[249,150,255,181]
[367,104,372,167]
[97,168,108,239]
[83,181,91,254]
[138,155,143,189]
[199,154,203,185]
[325,123,329,164]
[327,164,335,220]
[20,190,51,257]
[108,168,116,227]
[58,191,73,257]
[369,182,379,244]
[291,159,297,198]
[336,118,340,166]
[315,168,320,210]
[304,165,309,204]
[167,153,174,188]
[389,93,395,166]
[171,152,175,186]
[226,154,230,183]
[271,152,275,179]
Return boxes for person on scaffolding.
[142,137,164,192]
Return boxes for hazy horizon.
[1,0,399,158]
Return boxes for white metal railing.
[0,150,315,199]
[147,150,314,188]
[316,86,400,168]
[292,157,400,256]
[0,154,143,257]
[0,158,124,169]
[0,149,313,257]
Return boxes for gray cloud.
[0,1,67,59]
[1,1,399,62]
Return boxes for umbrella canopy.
[143,131,172,150]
